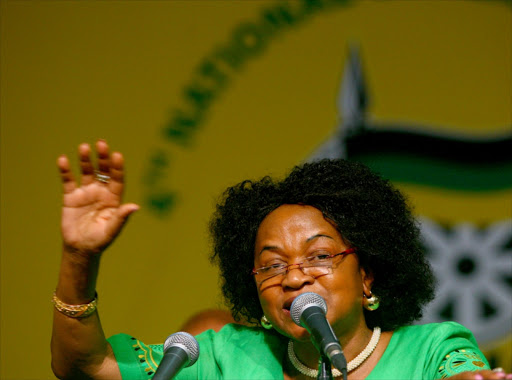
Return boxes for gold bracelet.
[52,291,98,318]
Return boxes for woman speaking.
[51,140,510,379]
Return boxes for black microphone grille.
[290,292,328,326]
[163,332,200,366]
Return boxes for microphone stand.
[332,351,348,380]
[316,354,348,380]
[317,355,333,380]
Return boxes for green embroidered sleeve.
[109,333,164,379]
[437,349,488,378]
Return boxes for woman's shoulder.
[203,323,283,347]
[107,325,284,379]
[194,324,286,379]
[107,323,276,351]
[389,321,483,357]
[393,321,475,341]
[368,322,488,379]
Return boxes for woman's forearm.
[51,248,120,380]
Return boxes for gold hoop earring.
[261,315,273,329]
[363,292,380,311]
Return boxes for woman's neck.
[283,328,394,380]
[290,323,374,372]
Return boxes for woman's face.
[253,204,372,341]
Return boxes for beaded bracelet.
[52,291,98,318]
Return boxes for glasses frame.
[251,247,357,285]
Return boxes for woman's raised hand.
[57,140,139,256]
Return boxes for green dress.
[108,321,489,379]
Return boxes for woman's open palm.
[57,140,139,256]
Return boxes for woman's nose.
[281,264,314,289]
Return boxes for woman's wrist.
[56,246,102,303]
[62,242,105,261]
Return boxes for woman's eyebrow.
[306,234,334,242]
[258,235,334,255]
[257,245,280,256]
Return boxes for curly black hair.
[209,159,435,331]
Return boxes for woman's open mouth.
[282,298,295,316]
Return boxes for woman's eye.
[260,263,284,273]
[309,252,331,261]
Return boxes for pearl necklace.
[287,326,381,378]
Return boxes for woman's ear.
[360,266,374,297]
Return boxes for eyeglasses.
[251,247,357,285]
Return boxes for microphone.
[152,332,200,380]
[290,292,347,377]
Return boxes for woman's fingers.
[79,140,117,189]
[78,143,95,186]
[117,203,140,222]
[57,154,77,194]
[108,151,125,196]
[60,140,130,199]
[95,139,111,177]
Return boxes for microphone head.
[163,332,200,366]
[290,292,328,326]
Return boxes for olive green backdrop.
[1,1,510,379]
